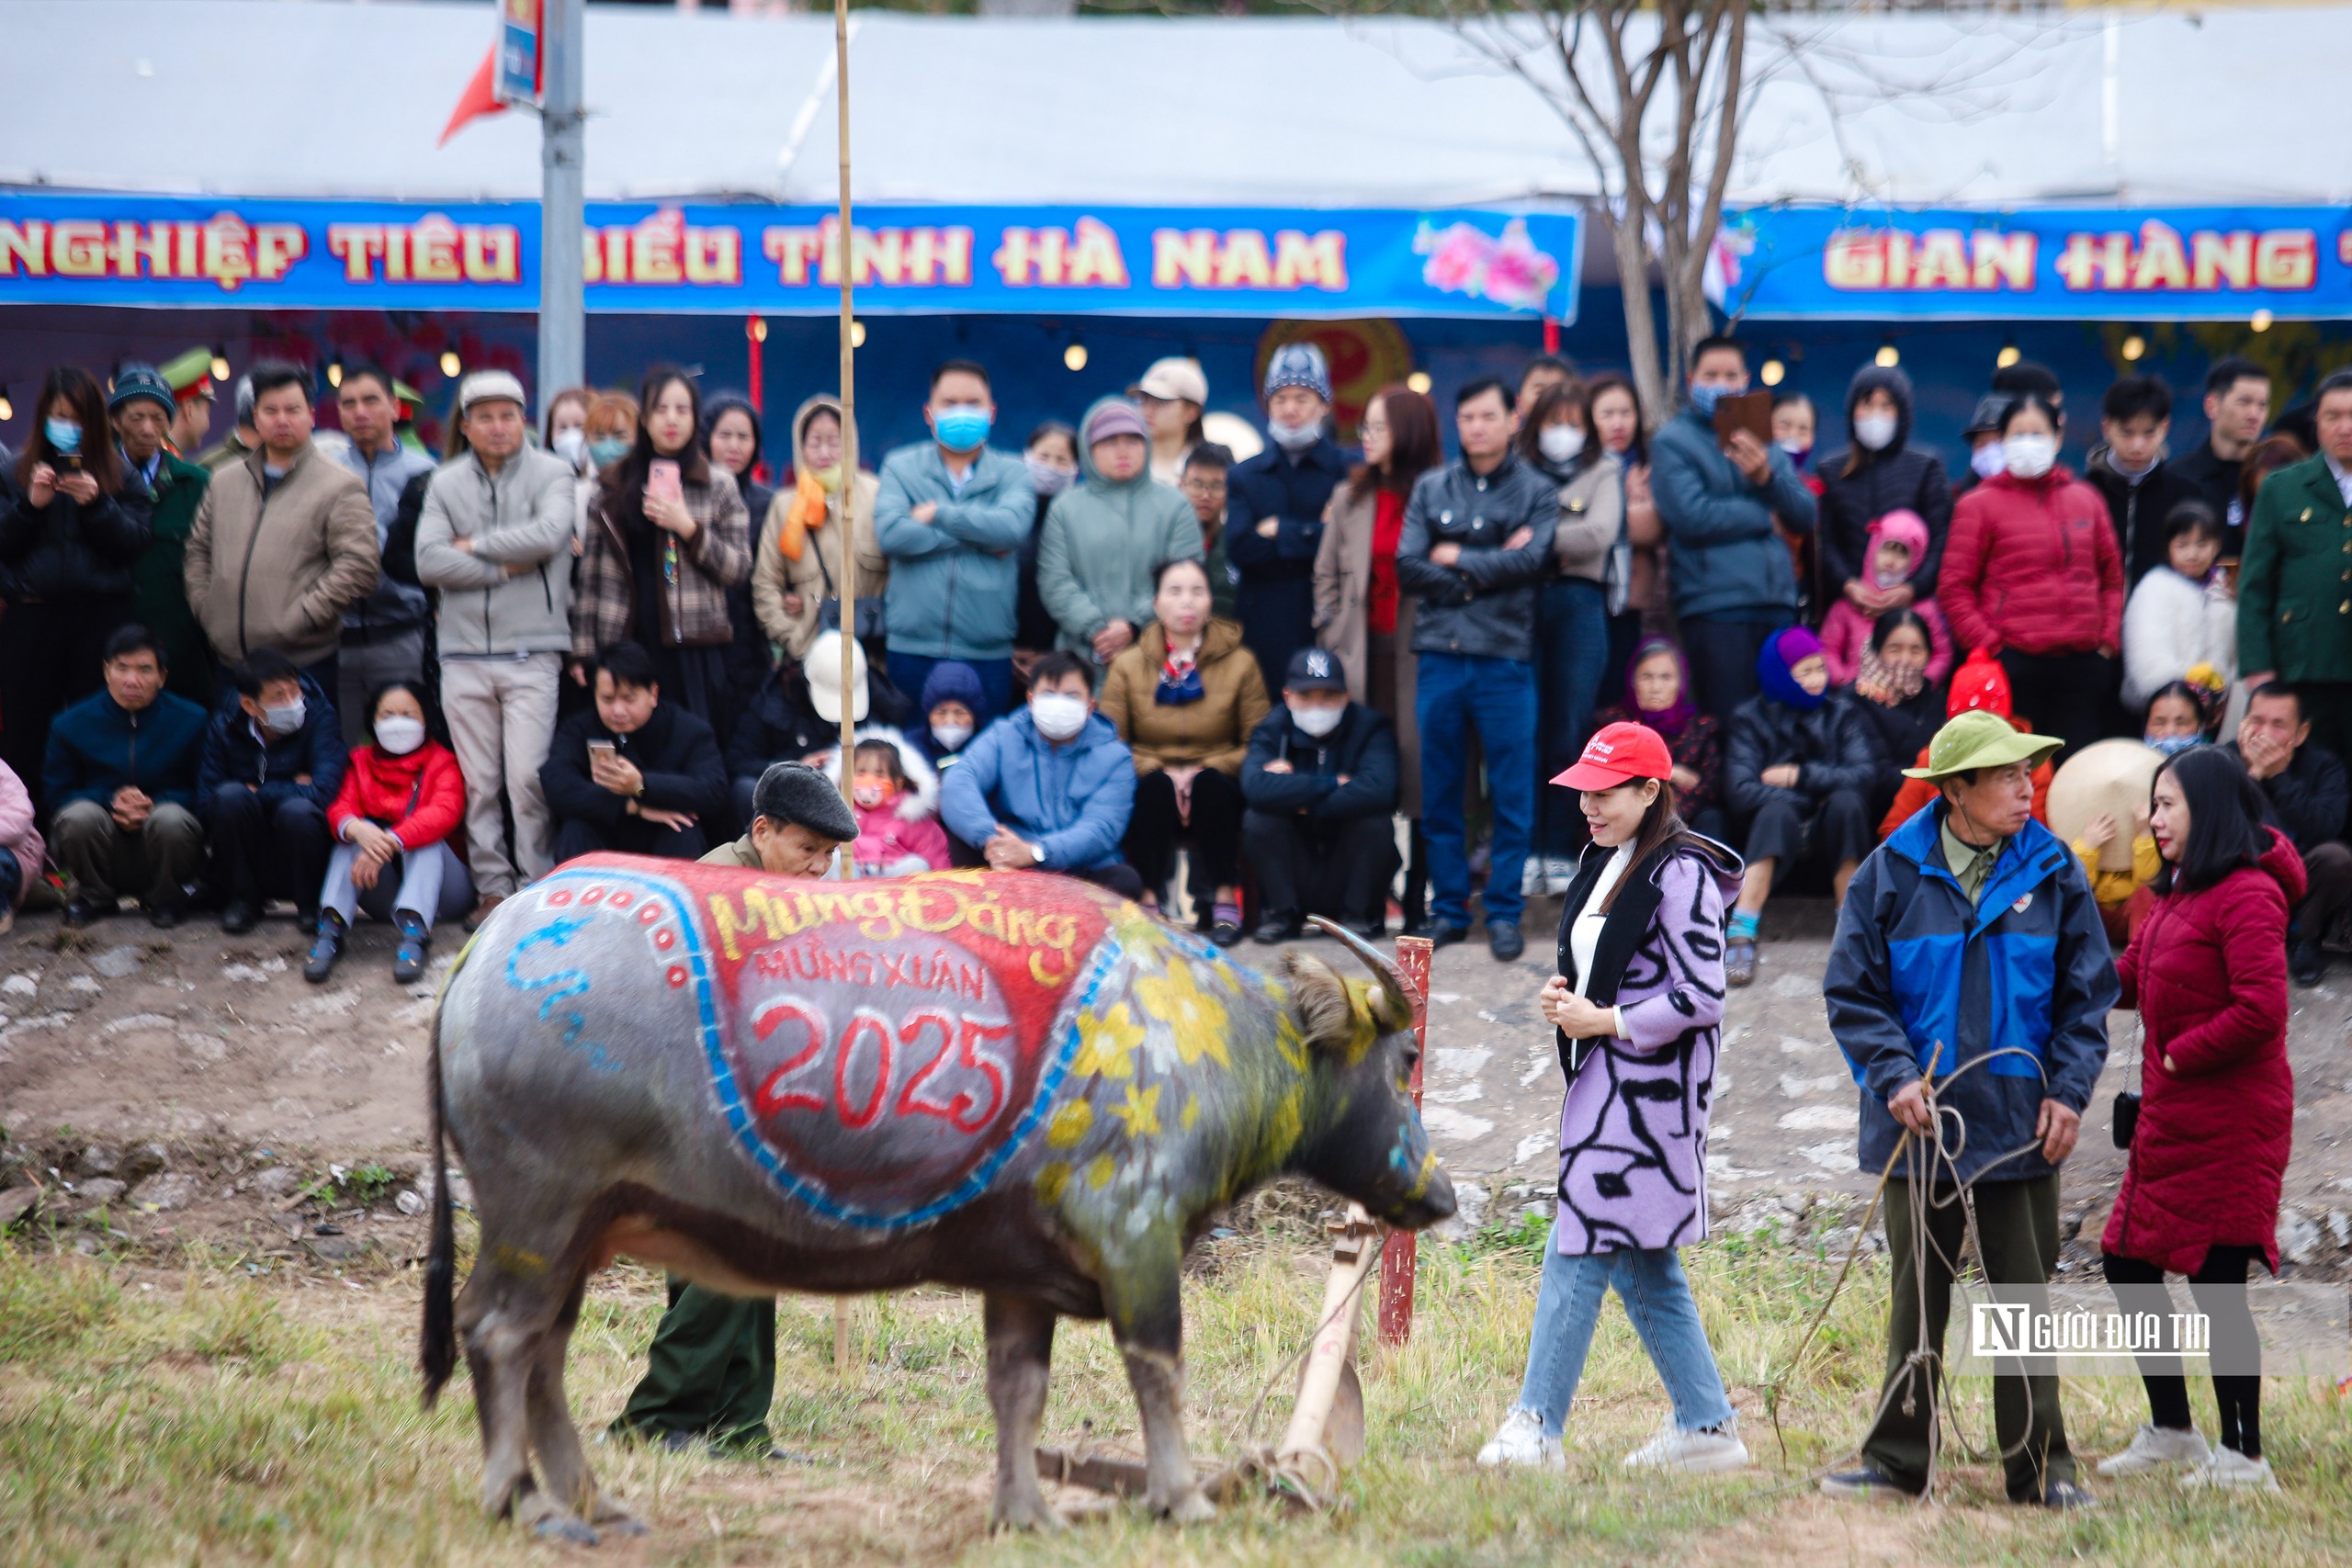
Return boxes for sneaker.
[303,914,345,986]
[1476,1408,1565,1472]
[1252,914,1303,946]
[2179,1448,2281,1493]
[62,897,103,930]
[1429,923,1471,949]
[148,901,186,931]
[1488,920,1525,962]
[1623,1416,1750,1474]
[1544,857,1579,897]
[220,899,260,936]
[2040,1478,2098,1510]
[463,894,505,934]
[1725,935,1757,987]
[1521,856,1549,898]
[2097,1423,2210,1477]
[392,913,432,986]
[1209,902,1245,948]
[2290,934,2324,988]
[1820,1467,1921,1501]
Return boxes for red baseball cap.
[1554,721,1673,790]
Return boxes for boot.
[303,911,346,985]
[392,911,432,986]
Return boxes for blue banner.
[0,194,1579,321]
[1720,205,2352,321]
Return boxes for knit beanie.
[1082,400,1149,447]
[108,363,175,414]
[1946,649,2014,720]
[1756,626,1827,711]
[1263,343,1333,402]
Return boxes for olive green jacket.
[2238,455,2352,682]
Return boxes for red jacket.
[2101,828,2301,1275]
[326,740,467,852]
[1939,467,2122,658]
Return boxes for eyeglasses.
[1182,477,1227,495]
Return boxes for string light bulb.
[1759,359,1786,387]
[850,321,866,349]
[439,350,462,377]
[2120,333,2146,362]
[1406,370,1432,394]
[1996,343,2021,369]
[209,353,231,382]
[326,362,343,389]
[2251,310,2274,333]
[1063,343,1088,372]
[748,316,768,344]
[0,395,12,423]
[1874,340,1900,369]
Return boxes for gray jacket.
[413,446,578,658]
[1394,454,1557,663]
[335,440,437,640]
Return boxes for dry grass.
[2,1215,2348,1566]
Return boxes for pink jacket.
[844,727,951,874]
[0,760,42,906]
[1818,509,1954,684]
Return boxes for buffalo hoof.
[1155,1487,1216,1526]
[989,1494,1065,1533]
[529,1514,600,1546]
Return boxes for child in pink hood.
[848,732,951,875]
[0,758,42,924]
[1818,509,1952,685]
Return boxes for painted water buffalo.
[421,854,1453,1540]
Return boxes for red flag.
[439,48,505,147]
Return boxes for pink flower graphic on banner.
[1414,218,1561,311]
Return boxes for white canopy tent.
[1,1,2346,219]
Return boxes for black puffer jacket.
[1724,689,1883,818]
[0,475,150,601]
[1814,366,1954,604]
[1846,682,1940,809]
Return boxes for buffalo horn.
[1305,917,1416,1028]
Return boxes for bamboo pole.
[831,0,859,1378]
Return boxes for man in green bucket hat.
[1818,708,2115,1510]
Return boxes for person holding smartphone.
[537,642,729,864]
[572,366,752,742]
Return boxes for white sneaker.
[1476,1408,1565,1472]
[2179,1448,2281,1493]
[2097,1423,2211,1477]
[1622,1416,1750,1474]
[1543,857,1578,896]
[1521,856,1549,898]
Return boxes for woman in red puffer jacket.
[305,682,473,987]
[2096,746,2298,1492]
[1937,393,2121,760]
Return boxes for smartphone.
[1710,389,1775,449]
[587,739,617,764]
[647,458,681,500]
[53,450,84,475]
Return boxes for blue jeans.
[0,844,19,909]
[1536,578,1611,859]
[1514,1228,1736,1437]
[1417,652,1536,928]
[886,651,1012,725]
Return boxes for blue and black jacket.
[1825,802,2115,1184]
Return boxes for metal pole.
[537,0,586,402]
[830,0,860,1380]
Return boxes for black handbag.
[2112,1020,2142,1149]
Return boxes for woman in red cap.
[1478,719,1749,1476]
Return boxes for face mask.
[853,783,891,809]
[2004,433,2058,479]
[588,437,630,468]
[2148,733,2200,757]
[933,405,991,453]
[263,697,306,734]
[552,428,587,468]
[1289,702,1345,739]
[1970,442,2007,480]
[810,464,843,494]
[1026,457,1074,498]
[930,721,974,752]
[374,715,427,756]
[1267,417,1323,454]
[1031,692,1090,741]
[1854,412,1900,451]
[45,417,81,455]
[1689,384,1729,417]
[1538,424,1587,465]
[1777,440,1812,469]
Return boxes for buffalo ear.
[1282,952,1357,1056]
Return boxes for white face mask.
[1538,424,1586,465]
[1970,442,2007,480]
[262,697,306,734]
[374,715,427,756]
[552,428,587,469]
[1854,412,1900,452]
[1267,417,1322,454]
[930,721,973,752]
[1031,692,1090,741]
[2004,433,2058,479]
[1288,701,1345,738]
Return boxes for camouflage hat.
[1903,709,2064,781]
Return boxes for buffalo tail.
[420,970,458,1407]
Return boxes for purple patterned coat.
[1549,835,1744,1255]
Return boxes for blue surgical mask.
[45,417,81,454]
[1690,385,1728,417]
[588,437,630,468]
[933,405,991,453]
[2148,733,2200,757]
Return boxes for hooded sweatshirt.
[1816,509,1955,684]
[1813,365,1955,604]
[913,658,988,771]
[843,725,951,874]
[1035,397,1204,654]
[752,394,887,661]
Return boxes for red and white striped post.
[1378,933,1432,1346]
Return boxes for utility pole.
[538,0,586,400]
